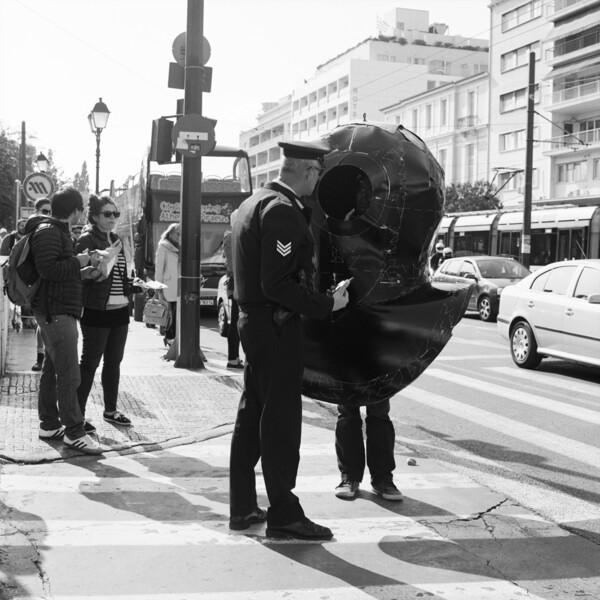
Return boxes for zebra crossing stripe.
[401,386,600,469]
[488,366,600,400]
[424,368,600,425]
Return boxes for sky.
[0,0,490,189]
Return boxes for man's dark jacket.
[27,215,83,319]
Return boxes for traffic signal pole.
[175,0,205,369]
[522,52,536,270]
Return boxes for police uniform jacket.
[233,183,334,319]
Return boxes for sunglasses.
[40,209,51,215]
[99,211,120,218]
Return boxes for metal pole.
[14,180,21,229]
[95,129,102,194]
[522,52,536,270]
[175,0,204,369]
[20,122,26,185]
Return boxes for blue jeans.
[35,313,85,439]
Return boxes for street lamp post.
[88,98,110,194]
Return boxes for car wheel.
[477,296,496,322]
[217,301,229,338]
[510,321,542,369]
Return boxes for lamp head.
[90,97,110,131]
[36,152,48,172]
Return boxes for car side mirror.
[463,273,478,281]
[587,293,600,304]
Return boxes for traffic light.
[150,118,174,164]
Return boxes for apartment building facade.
[381,72,489,184]
[239,8,489,190]
[544,0,600,205]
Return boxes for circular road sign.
[172,32,211,67]
[172,114,216,158]
[22,172,55,202]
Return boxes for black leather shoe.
[266,517,333,540]
[229,507,267,531]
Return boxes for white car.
[497,259,600,369]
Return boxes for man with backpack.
[27,187,105,454]
[0,218,27,256]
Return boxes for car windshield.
[476,258,529,279]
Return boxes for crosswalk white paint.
[424,368,600,425]
[488,366,600,400]
[400,385,600,469]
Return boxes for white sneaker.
[335,480,360,499]
[39,426,65,439]
[64,434,105,455]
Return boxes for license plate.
[200,299,214,306]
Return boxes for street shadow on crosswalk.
[416,426,600,505]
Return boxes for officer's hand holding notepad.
[332,278,351,312]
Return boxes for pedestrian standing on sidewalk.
[222,209,243,369]
[154,223,180,347]
[75,194,141,432]
[229,139,349,540]
[334,400,403,501]
[30,186,104,454]
[31,198,53,372]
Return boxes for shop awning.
[545,54,600,79]
[547,13,599,41]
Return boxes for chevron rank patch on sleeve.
[276,240,292,257]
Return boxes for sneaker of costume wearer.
[63,434,105,455]
[335,479,359,499]
[371,480,403,501]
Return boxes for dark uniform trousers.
[229,306,305,526]
[335,400,396,484]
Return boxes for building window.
[500,85,539,112]
[426,104,433,129]
[441,99,448,126]
[412,109,418,130]
[499,169,538,190]
[499,126,539,151]
[427,80,436,90]
[438,148,447,172]
[377,54,391,62]
[465,144,475,181]
[501,41,540,72]
[558,161,588,182]
[467,91,475,116]
[501,0,542,32]
[593,158,600,179]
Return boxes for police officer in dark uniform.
[229,139,349,540]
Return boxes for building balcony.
[544,126,600,156]
[550,0,600,21]
[546,26,600,66]
[547,77,600,115]
[456,115,476,128]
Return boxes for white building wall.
[489,0,553,208]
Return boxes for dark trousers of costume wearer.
[35,313,86,439]
[77,317,129,416]
[335,400,396,484]
[230,307,305,527]
[227,297,240,361]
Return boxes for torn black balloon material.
[301,122,473,405]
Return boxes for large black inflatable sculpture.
[302,122,473,405]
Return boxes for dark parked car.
[432,255,530,322]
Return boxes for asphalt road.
[389,312,600,544]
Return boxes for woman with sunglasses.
[74,194,141,433]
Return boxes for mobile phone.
[334,277,353,293]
